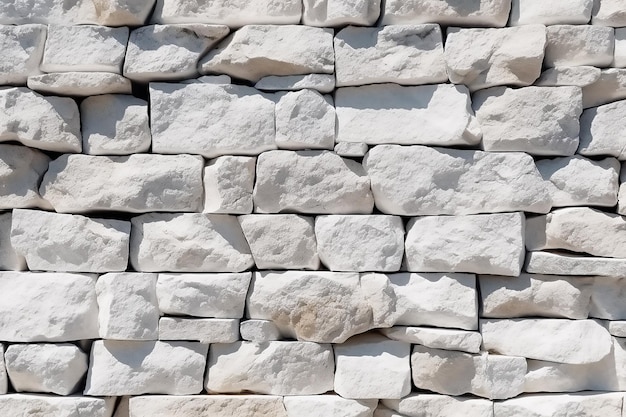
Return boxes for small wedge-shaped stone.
[619,165,626,215]
[381,327,482,353]
[0,87,81,152]
[494,392,623,417]
[124,24,229,81]
[150,83,275,158]
[545,25,614,68]
[28,72,132,96]
[86,340,207,395]
[364,145,550,215]
[303,0,380,26]
[0,24,46,84]
[200,25,334,82]
[284,395,378,417]
[579,100,626,159]
[335,25,447,87]
[336,84,480,146]
[526,251,626,276]
[583,68,626,107]
[254,150,374,214]
[0,394,115,417]
[473,86,582,155]
[255,74,335,93]
[0,144,50,209]
[381,0,511,26]
[405,213,525,276]
[159,318,239,344]
[240,320,281,342]
[131,213,253,272]
[5,343,88,395]
[130,395,288,417]
[510,0,593,25]
[207,341,334,395]
[614,28,626,67]
[204,156,256,214]
[481,318,612,364]
[0,213,26,270]
[91,0,156,26]
[41,154,203,213]
[445,25,546,91]
[591,277,626,320]
[11,209,130,273]
[383,394,494,417]
[0,272,99,342]
[592,0,626,26]
[536,66,601,87]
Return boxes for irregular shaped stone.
[124,24,229,81]
[536,66,601,87]
[254,150,374,214]
[613,28,626,68]
[591,277,626,320]
[183,74,231,84]
[41,25,128,73]
[525,251,626,276]
[131,395,287,417]
[336,84,480,146]
[113,397,129,417]
[481,318,612,364]
[303,0,380,26]
[334,333,411,400]
[0,24,46,84]
[405,212,525,276]
[28,72,132,96]
[335,142,369,157]
[239,215,319,270]
[130,213,253,273]
[0,394,115,417]
[203,156,255,214]
[284,395,378,417]
[545,25,614,67]
[81,94,151,155]
[41,154,203,213]
[207,341,334,395]
[156,273,251,318]
[607,321,626,337]
[510,0,593,25]
[91,0,156,26]
[364,145,550,215]
[315,215,404,272]
[150,83,275,158]
[4,343,88,395]
[0,213,25,270]
[240,320,281,342]
[537,156,619,207]
[579,100,626,159]
[479,274,592,319]
[0,272,99,342]
[0,344,6,394]
[473,86,582,155]
[373,405,403,417]
[11,209,130,273]
[445,25,545,91]
[592,0,626,26]
[411,346,526,399]
[0,144,50,210]
[159,318,239,344]
[381,326,482,353]
[335,24,447,87]
[383,394,493,417]
[96,272,159,340]
[494,392,623,417]
[381,0,511,26]
[583,69,626,109]
[255,74,335,93]
[0,0,94,24]
[0,87,80,152]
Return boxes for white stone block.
[494,392,623,417]
[303,0,380,26]
[545,25,614,67]
[0,344,6,394]
[536,66,601,87]
[614,28,626,67]
[159,318,239,344]
[28,72,132,96]
[580,99,626,159]
[91,0,156,26]
[608,321,626,337]
[381,326,482,353]
[383,394,493,417]
[0,394,115,417]
[240,320,281,342]
[381,0,511,27]
[592,0,626,26]
[284,395,378,417]
[255,74,335,93]
[0,212,25,271]
[0,144,50,210]
[510,0,593,25]
[0,0,92,24]
[0,24,46,84]
[526,251,626,276]
[129,395,288,417]
[203,156,255,214]
[583,69,626,108]
[591,277,626,320]
[335,142,368,157]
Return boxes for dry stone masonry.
[2,0,626,416]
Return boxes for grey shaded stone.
[27,72,132,96]
[545,25,614,67]
[0,24,46,84]
[302,0,380,26]
[255,74,335,93]
[335,142,368,157]
[240,320,281,342]
[0,212,26,270]
[380,326,482,353]
[536,66,601,87]
[613,27,626,67]
[381,0,511,27]
[91,0,156,26]
[0,144,50,210]
[582,69,626,108]
[0,344,5,394]
[129,395,288,417]
[525,251,626,276]
[159,318,239,344]
[494,392,623,417]
[591,277,626,320]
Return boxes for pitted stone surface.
[0,394,115,417]
[203,156,256,214]
[510,0,593,25]
[381,327,482,353]
[381,0,512,27]
[0,144,50,210]
[0,24,46,84]
[0,213,26,271]
[255,74,335,93]
[526,251,626,276]
[240,320,281,343]
[545,25,615,68]
[158,318,239,344]
[494,392,624,417]
[27,72,132,96]
[536,66,601,87]
[383,394,494,417]
[129,395,288,417]
[303,0,380,26]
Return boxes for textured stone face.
[240,320,281,343]
[158,318,239,344]
[27,71,132,96]
[381,0,512,27]
[579,99,626,159]
[0,344,5,394]
[255,74,335,93]
[592,0,626,26]
[510,0,593,25]
[536,66,601,87]
[591,277,626,320]
[494,392,624,417]
[129,395,289,417]
[203,156,256,214]
[525,251,626,276]
[383,394,493,417]
[0,24,46,84]
[0,144,50,210]
[0,212,25,271]
[545,25,615,68]
[381,326,482,353]
[303,0,380,26]
[0,395,115,417]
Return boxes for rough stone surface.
[203,156,255,214]
[592,0,626,26]
[303,0,380,26]
[159,318,239,344]
[0,394,115,417]
[91,0,156,26]
[284,395,378,417]
[255,74,335,93]
[240,320,281,342]
[536,66,601,87]
[613,28,626,68]
[494,392,623,417]
[545,25,614,68]
[0,344,5,394]
[0,212,25,271]
[336,84,480,146]
[525,251,626,276]
[383,394,494,417]
[27,72,132,96]
[473,86,582,155]
[510,0,593,25]
[130,395,288,417]
[591,277,626,320]
[335,142,369,157]
[607,322,626,337]
[380,326,482,353]
[0,144,50,210]
[381,0,512,27]
[364,145,550,215]
[0,24,46,84]
[579,99,626,159]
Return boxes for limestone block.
[156,273,251,318]
[239,215,320,270]
[240,320,281,342]
[0,0,95,25]
[545,25,614,67]
[0,144,50,210]
[592,0,626,26]
[614,28,626,67]
[364,145,550,215]
[255,74,335,93]
[130,213,253,273]
[381,0,511,27]
[11,209,130,273]
[203,156,255,214]
[124,24,229,82]
[373,406,403,417]
[91,0,156,26]
[536,66,601,87]
[0,87,80,152]
[405,212,525,276]
[41,25,128,73]
[28,72,132,96]
[383,394,493,417]
[284,395,378,417]
[85,340,208,395]
[150,83,276,158]
[0,212,25,270]
[200,25,334,82]
[481,318,612,364]
[0,272,99,342]
[582,69,626,108]
[591,277,626,320]
[473,86,582,155]
[0,24,46,84]
[335,142,368,157]
[129,395,288,417]
[0,394,115,417]
[275,89,335,150]
[579,100,626,159]
[381,326,482,353]
[254,150,374,214]
[4,343,88,395]
[608,322,626,337]
[315,215,404,272]
[207,341,334,395]
[525,251,626,276]
[510,0,593,25]
[494,392,623,417]
[336,84,480,146]
[303,0,380,26]
[0,344,6,394]
[334,334,411,400]
[182,74,231,84]
[445,25,546,91]
[335,24,447,87]
[159,318,239,344]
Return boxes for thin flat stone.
[525,251,626,276]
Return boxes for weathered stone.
[0,394,115,417]
[150,83,275,158]
[381,0,511,27]
[383,394,494,417]
[182,74,231,84]
[473,86,582,155]
[28,72,132,96]
[591,277,626,320]
[579,100,626,159]
[203,156,255,214]
[406,213,525,276]
[4,343,88,395]
[582,69,626,108]
[335,25,447,87]
[545,25,614,67]
[0,344,5,394]
[130,213,253,273]
[156,273,251,318]
[240,320,281,342]
[0,272,99,342]
[607,321,626,337]
[284,395,378,417]
[11,209,130,273]
[526,251,626,276]
[0,212,25,270]
[536,66,601,87]
[91,0,156,26]
[494,392,623,417]
[239,215,319,270]
[0,24,46,84]
[303,0,380,26]
[481,318,612,364]
[613,28,626,68]
[373,406,404,417]
[255,74,335,93]
[592,0,626,26]
[0,144,50,210]
[381,326,482,353]
[445,25,546,91]
[159,318,239,344]
[200,25,334,82]
[364,145,550,215]
[510,0,593,25]
[130,395,288,417]
[86,340,208,395]
[334,334,411,400]
[336,84,480,146]
[335,142,369,157]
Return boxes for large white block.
[494,392,623,417]
[27,72,132,96]
[383,394,494,417]
[255,74,335,94]
[0,24,46,84]
[381,0,511,27]
[536,66,601,87]
[303,0,380,26]
[0,144,50,210]
[129,395,288,417]
[203,156,256,214]
[545,25,614,67]
[0,394,115,417]
[579,99,626,159]
[510,0,593,25]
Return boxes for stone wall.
[1,0,626,416]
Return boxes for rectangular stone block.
[579,99,626,160]
[494,392,623,417]
[159,318,239,344]
[525,251,626,276]
[0,24,46,84]
[302,0,380,26]
[0,212,26,271]
[381,326,482,354]
[510,0,593,25]
[591,277,626,320]
[545,25,614,67]
[129,395,288,417]
[284,395,378,417]
[381,0,511,27]
[383,394,493,417]
[203,156,256,214]
[0,394,115,417]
